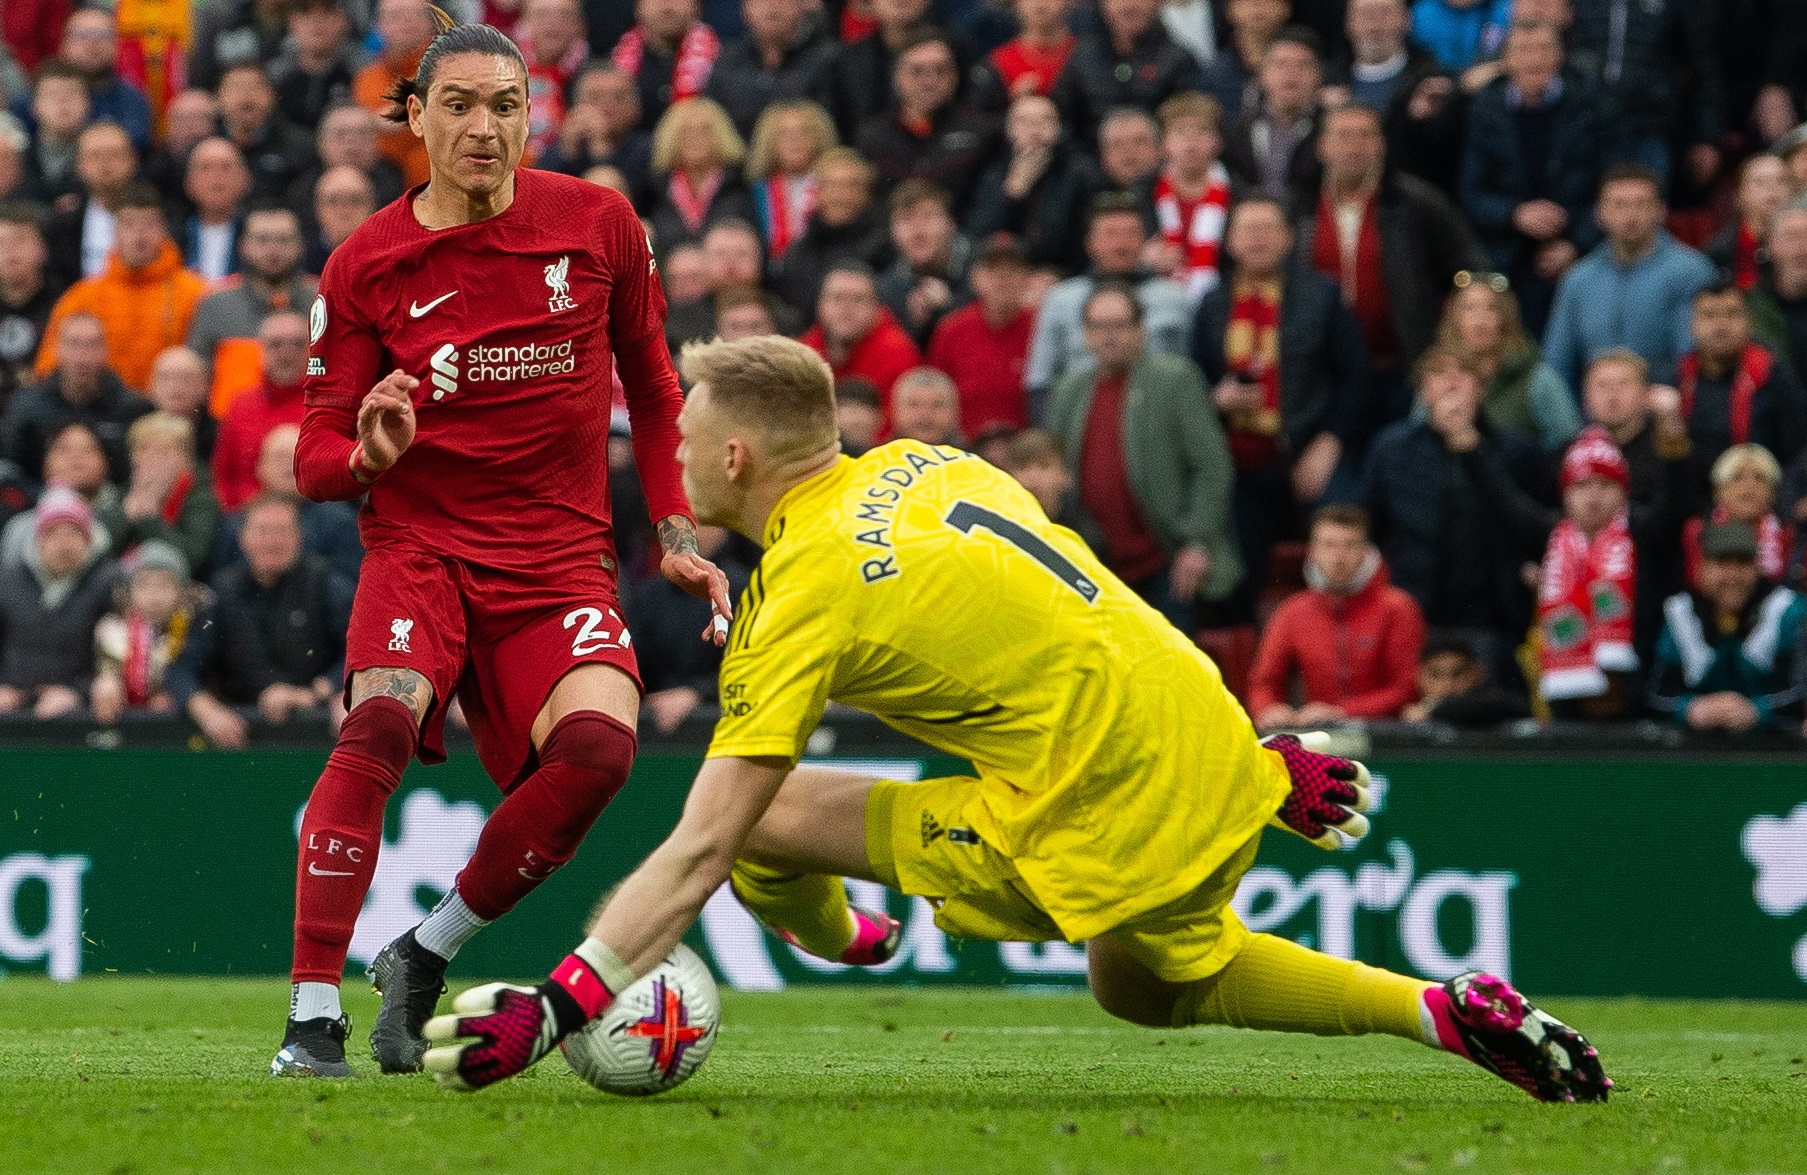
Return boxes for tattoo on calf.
[657,514,700,557]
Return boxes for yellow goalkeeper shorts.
[866,774,1260,983]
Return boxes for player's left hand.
[422,983,570,1091]
[661,549,734,646]
[1262,731,1374,850]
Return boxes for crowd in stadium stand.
[4,0,1807,743]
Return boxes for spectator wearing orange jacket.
[1250,503,1427,730]
[211,310,309,513]
[353,0,437,187]
[34,183,208,393]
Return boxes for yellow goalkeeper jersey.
[707,440,1290,941]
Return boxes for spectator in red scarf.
[612,0,719,128]
[767,146,892,317]
[1683,444,1794,589]
[1678,279,1806,478]
[89,539,197,725]
[1572,349,1696,658]
[211,310,308,513]
[928,232,1036,436]
[518,0,591,161]
[1706,154,1793,293]
[1537,427,1640,717]
[1249,503,1426,729]
[971,0,1077,114]
[801,261,923,413]
[744,99,837,262]
[1142,91,1232,303]
[94,411,221,578]
[646,96,757,250]
[1299,103,1483,425]
[1193,196,1368,618]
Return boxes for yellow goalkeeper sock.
[730,860,857,961]
[1173,932,1434,1043]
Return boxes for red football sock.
[455,711,637,921]
[291,696,417,985]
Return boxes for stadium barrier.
[2,722,1805,998]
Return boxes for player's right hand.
[422,982,568,1092]
[357,369,419,473]
[1262,731,1373,850]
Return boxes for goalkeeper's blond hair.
[679,335,838,461]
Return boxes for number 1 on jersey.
[945,501,1101,603]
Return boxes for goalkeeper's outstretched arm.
[423,755,789,1090]
[588,754,790,971]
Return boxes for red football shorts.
[344,547,642,790]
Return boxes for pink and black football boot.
[1425,971,1612,1102]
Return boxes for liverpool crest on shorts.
[545,255,576,314]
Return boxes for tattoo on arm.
[657,514,699,557]
[349,667,434,724]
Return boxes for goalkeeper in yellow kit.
[423,336,1610,1103]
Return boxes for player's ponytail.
[380,6,529,123]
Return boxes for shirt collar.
[1507,77,1564,107]
[1350,51,1408,83]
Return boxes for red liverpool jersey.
[296,168,689,577]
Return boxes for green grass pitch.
[1,978,1803,1174]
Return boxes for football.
[560,943,721,1096]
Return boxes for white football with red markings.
[560,943,721,1096]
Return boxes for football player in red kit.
[272,14,733,1078]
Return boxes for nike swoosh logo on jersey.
[307,863,356,877]
[409,291,459,317]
